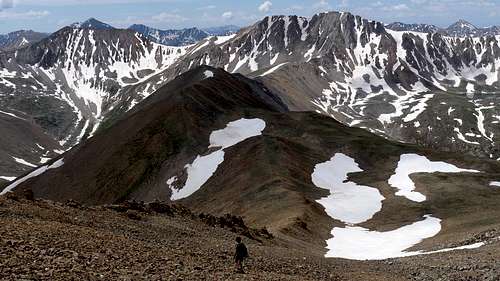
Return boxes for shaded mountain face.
[3,67,500,257]
[0,25,187,178]
[387,19,500,37]
[70,18,115,30]
[129,24,209,46]
[0,109,61,183]
[150,11,500,160]
[0,30,49,51]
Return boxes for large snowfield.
[312,153,384,224]
[388,154,480,202]
[170,118,266,200]
[313,153,487,260]
[328,215,442,260]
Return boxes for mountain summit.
[0,30,48,50]
[447,19,478,36]
[71,18,115,30]
[128,24,209,46]
[386,18,500,37]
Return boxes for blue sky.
[0,0,499,34]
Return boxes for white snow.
[312,153,385,224]
[39,157,52,164]
[208,119,266,150]
[259,63,288,77]
[0,158,64,195]
[13,157,37,168]
[171,118,266,200]
[171,151,225,200]
[203,70,214,79]
[327,215,442,260]
[388,154,480,202]
[166,176,177,186]
[190,40,210,54]
[0,176,16,182]
[466,83,475,94]
[0,110,25,120]
[328,216,486,260]
[490,181,500,187]
[214,34,236,45]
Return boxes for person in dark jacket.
[234,237,248,273]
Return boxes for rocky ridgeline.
[2,193,500,280]
[3,191,274,242]
[104,200,274,241]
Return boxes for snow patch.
[327,215,442,260]
[172,151,225,200]
[312,153,385,224]
[0,110,25,121]
[388,154,480,202]
[208,119,266,150]
[259,63,288,77]
[171,119,266,200]
[0,176,16,182]
[214,34,236,45]
[203,70,214,79]
[13,157,37,168]
[1,158,64,195]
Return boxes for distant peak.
[71,18,115,30]
[448,19,477,30]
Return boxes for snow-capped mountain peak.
[446,19,479,36]
[128,24,209,46]
[71,18,115,30]
[0,30,48,51]
[451,19,477,30]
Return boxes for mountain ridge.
[2,66,500,268]
[128,24,209,46]
[0,30,49,51]
[1,10,499,182]
[386,19,500,37]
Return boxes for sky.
[0,0,499,34]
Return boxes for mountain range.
[69,18,240,46]
[128,24,241,46]
[1,12,499,182]
[2,65,500,263]
[128,24,210,46]
[386,19,500,37]
[1,10,500,278]
[0,30,49,51]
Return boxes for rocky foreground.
[0,194,499,281]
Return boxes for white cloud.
[286,5,304,11]
[0,9,50,19]
[151,12,187,23]
[222,11,233,20]
[382,4,410,11]
[19,0,173,5]
[339,0,349,8]
[197,5,216,11]
[314,0,330,10]
[258,1,272,13]
[1,0,13,9]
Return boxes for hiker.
[234,236,249,273]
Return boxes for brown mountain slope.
[3,66,500,257]
[1,196,500,280]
